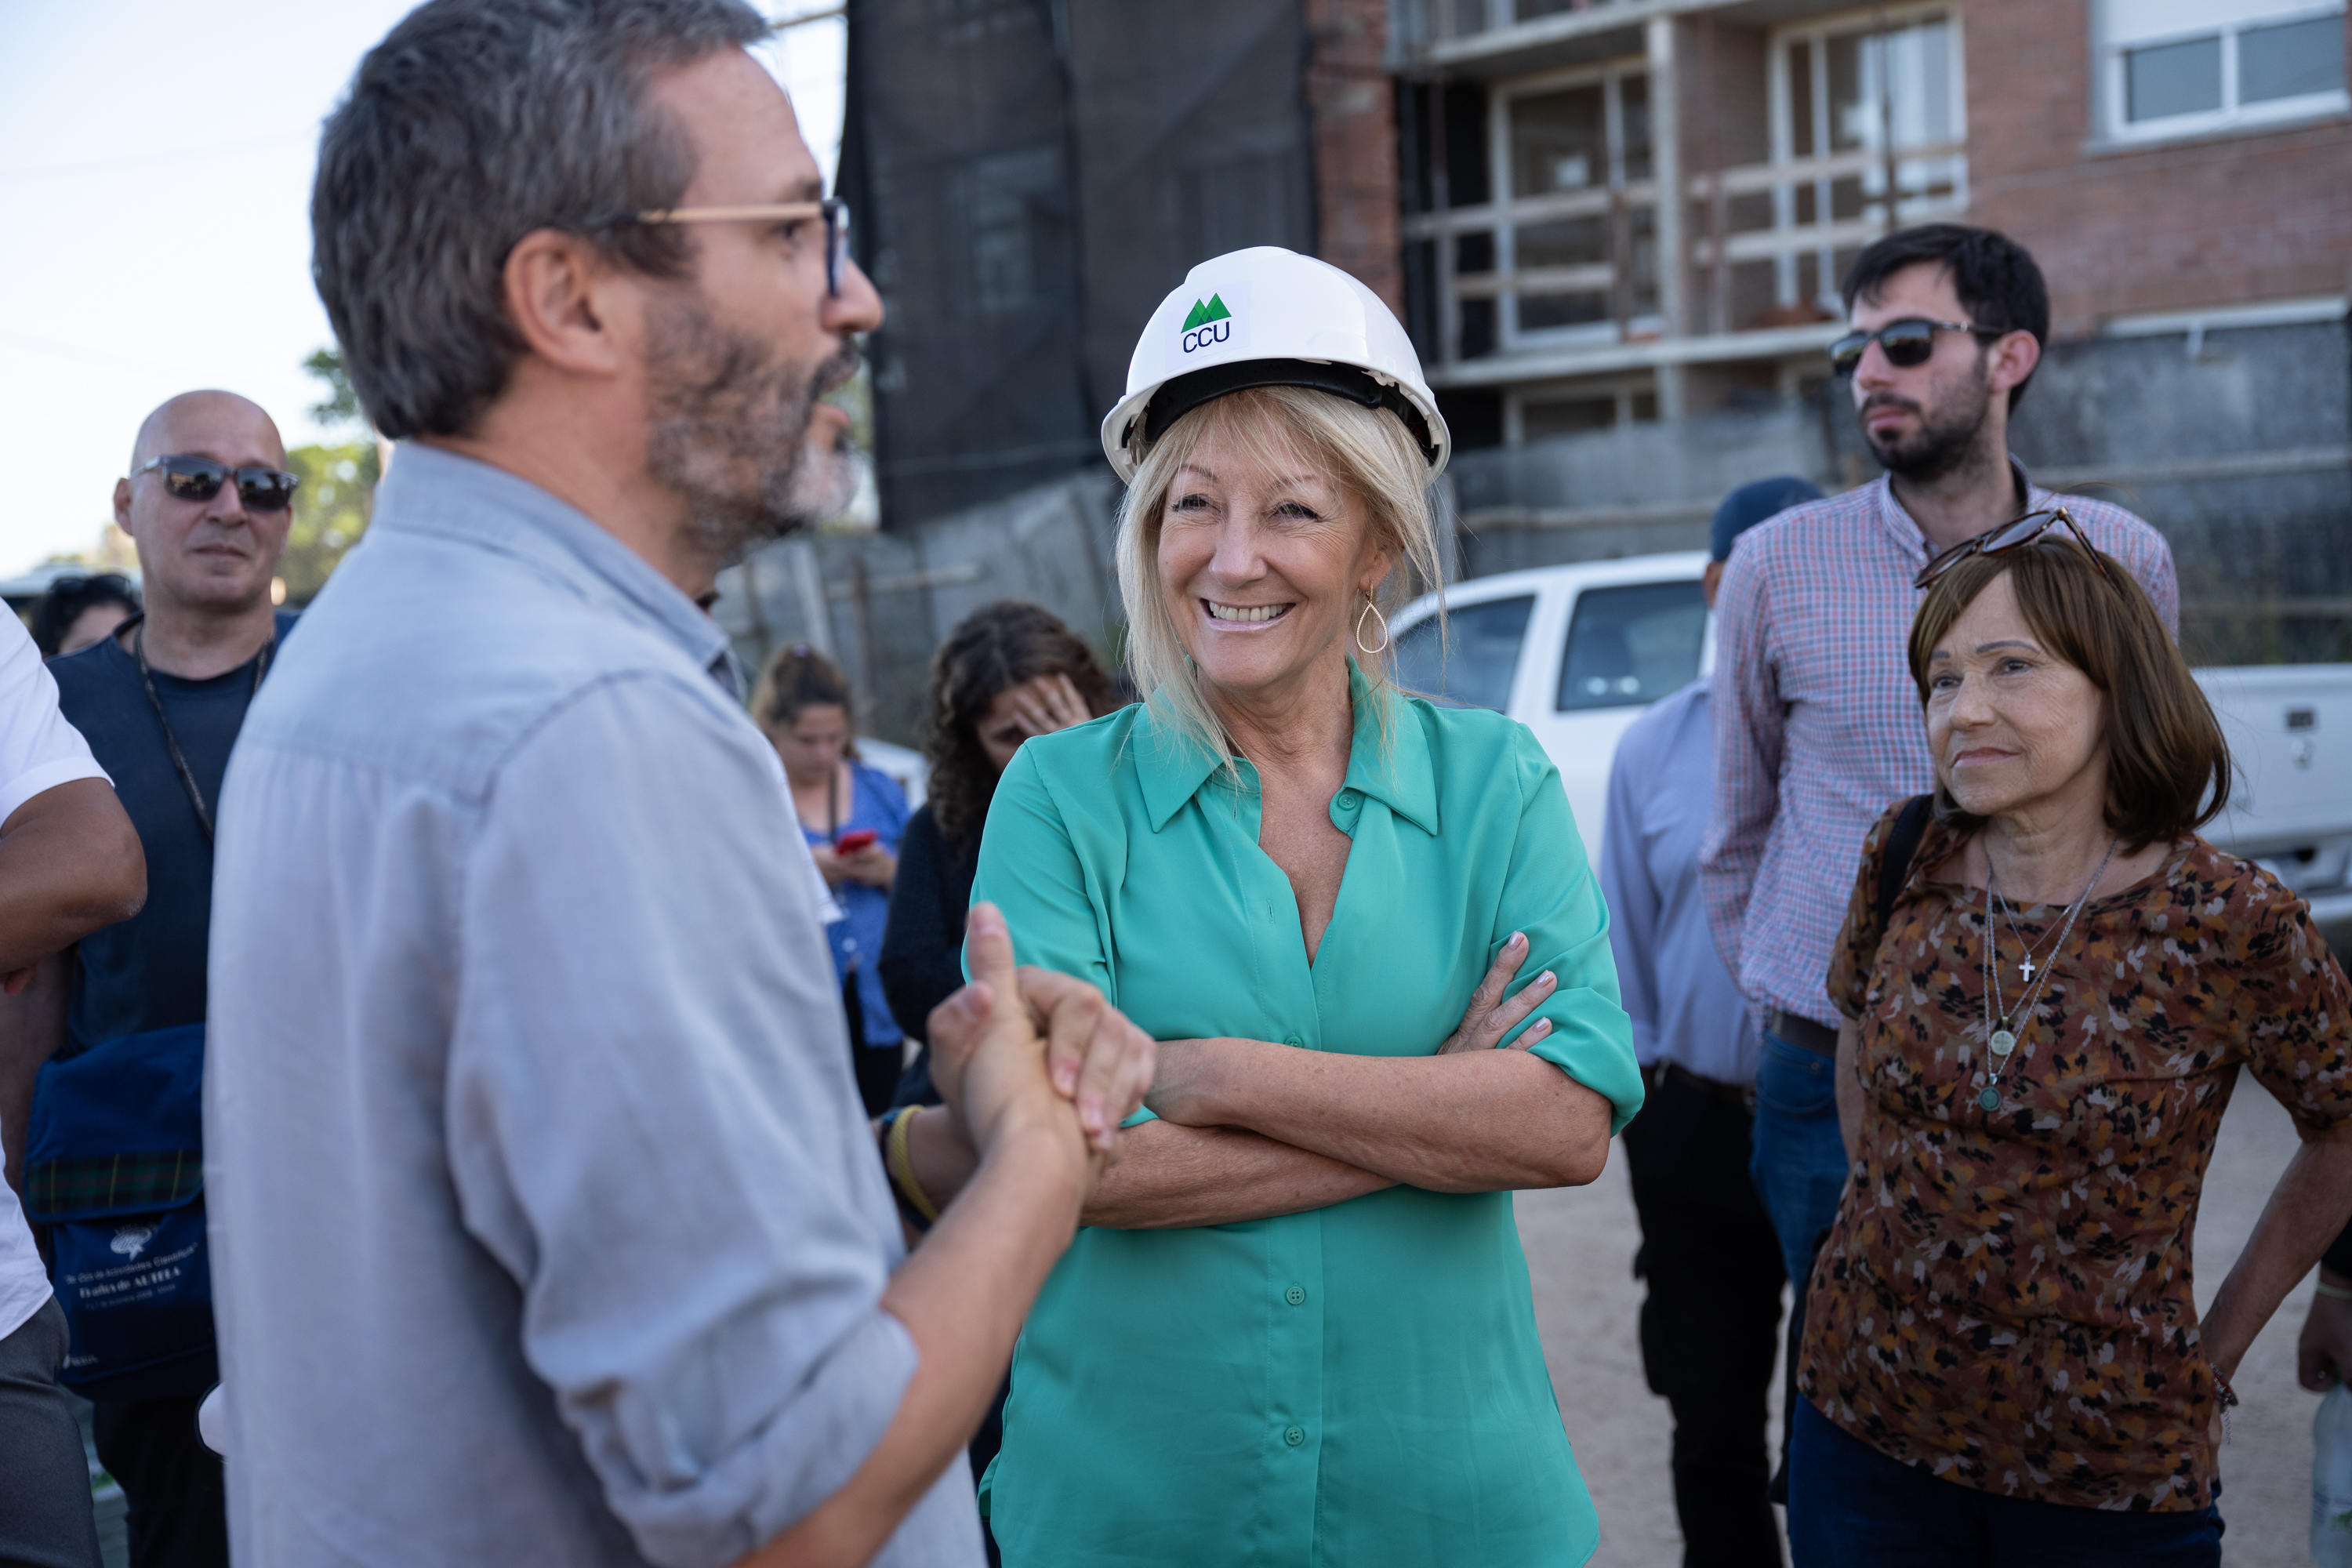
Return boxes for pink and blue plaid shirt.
[1699,464,2179,1027]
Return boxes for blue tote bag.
[23,1023,216,1402]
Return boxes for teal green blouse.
[971,673,1642,1567]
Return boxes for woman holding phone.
[753,644,910,1113]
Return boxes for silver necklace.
[1976,839,2116,1113]
[1991,882,2071,982]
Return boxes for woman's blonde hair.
[1112,385,1443,764]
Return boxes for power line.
[0,327,209,381]
[0,129,310,187]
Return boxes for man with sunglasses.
[200,5,1153,1568]
[1699,225,2179,1444]
[19,389,299,1568]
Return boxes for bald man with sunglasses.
[23,390,297,1568]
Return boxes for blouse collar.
[1134,660,1439,837]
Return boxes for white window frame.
[1763,2,1969,313]
[1398,53,1664,363]
[1486,57,1664,352]
[2093,0,2350,145]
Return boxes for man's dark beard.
[644,291,862,562]
[1859,351,1994,485]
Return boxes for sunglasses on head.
[132,454,300,512]
[1829,317,1998,377]
[1914,506,2119,592]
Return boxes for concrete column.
[1646,14,1687,420]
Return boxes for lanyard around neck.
[132,619,274,844]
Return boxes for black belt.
[1766,1009,1838,1056]
[1646,1059,1757,1113]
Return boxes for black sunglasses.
[131,454,300,512]
[1914,506,2119,592]
[1829,317,1998,377]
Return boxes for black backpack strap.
[1876,793,1935,938]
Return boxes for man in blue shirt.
[1602,476,1820,1568]
[203,5,1153,1566]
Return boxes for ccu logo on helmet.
[1179,294,1232,354]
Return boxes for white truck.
[1391,554,2352,934]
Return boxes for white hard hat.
[1100,246,1450,484]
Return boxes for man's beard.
[1859,352,1994,485]
[644,290,863,563]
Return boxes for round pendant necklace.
[1977,838,2117,1112]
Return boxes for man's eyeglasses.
[1829,318,1998,377]
[624,198,853,297]
[1914,506,2119,592]
[130,455,300,512]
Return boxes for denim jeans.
[1788,1396,2223,1567]
[1748,1029,1851,1287]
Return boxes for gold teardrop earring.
[1354,594,1389,655]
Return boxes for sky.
[0,2,847,579]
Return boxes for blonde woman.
[958,249,1643,1564]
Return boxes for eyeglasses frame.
[1828,317,2004,378]
[622,198,853,298]
[1913,504,2120,593]
[129,454,302,511]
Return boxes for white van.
[1390,555,2352,929]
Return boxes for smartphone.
[834,829,880,854]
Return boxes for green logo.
[1181,295,1232,331]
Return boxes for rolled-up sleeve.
[448,673,916,1568]
[1495,728,1644,1134]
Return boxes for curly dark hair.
[925,602,1114,850]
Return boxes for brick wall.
[1962,0,2352,337]
[1306,0,1404,314]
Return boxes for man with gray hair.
[205,4,1153,1566]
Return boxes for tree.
[279,443,378,605]
[278,347,377,604]
[303,347,364,430]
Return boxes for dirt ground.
[1519,1074,2321,1567]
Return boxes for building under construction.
[717,0,2351,735]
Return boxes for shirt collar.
[371,443,743,697]
[1872,453,2036,563]
[1133,661,1439,836]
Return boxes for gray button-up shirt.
[1600,679,1761,1086]
[205,445,981,1568]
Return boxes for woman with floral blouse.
[1789,520,2352,1567]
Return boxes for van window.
[1393,595,1535,712]
[1555,580,1707,711]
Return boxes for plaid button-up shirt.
[1699,464,2179,1027]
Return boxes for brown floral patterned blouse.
[1797,803,2352,1512]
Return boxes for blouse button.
[1285,1284,1307,1306]
[1283,1425,1306,1447]
[1283,1033,1304,1048]
[1335,790,1361,811]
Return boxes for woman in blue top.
[753,644,910,1114]
[942,249,1644,1565]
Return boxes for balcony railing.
[1408,142,1965,371]
[1399,0,1635,48]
